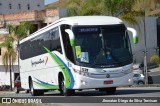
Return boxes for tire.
[30,80,44,96]
[59,77,75,96]
[138,81,144,85]
[106,87,116,95]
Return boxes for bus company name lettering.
[31,59,44,67]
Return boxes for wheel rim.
[31,82,34,94]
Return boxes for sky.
[45,0,58,5]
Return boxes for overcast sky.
[45,0,58,5]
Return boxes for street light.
[143,0,148,85]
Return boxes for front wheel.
[30,80,44,96]
[59,77,75,96]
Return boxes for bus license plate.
[104,80,113,84]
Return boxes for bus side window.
[50,27,62,53]
[60,25,75,63]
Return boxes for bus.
[19,16,138,96]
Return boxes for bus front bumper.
[73,73,133,89]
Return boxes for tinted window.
[61,25,75,63]
[19,27,62,60]
[133,74,139,77]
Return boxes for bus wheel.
[30,80,44,96]
[106,87,116,95]
[59,77,75,96]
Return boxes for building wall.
[125,17,159,64]
[0,0,44,14]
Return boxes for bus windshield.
[72,24,132,68]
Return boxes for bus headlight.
[128,78,132,82]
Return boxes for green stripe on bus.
[43,47,71,88]
[33,81,59,89]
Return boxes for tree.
[7,21,34,47]
[61,0,143,24]
[103,0,144,24]
[0,36,16,91]
[62,0,104,16]
[133,0,160,16]
[6,22,34,76]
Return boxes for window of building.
[27,4,30,10]
[9,3,12,9]
[18,4,21,9]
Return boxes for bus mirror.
[127,27,138,44]
[65,29,75,46]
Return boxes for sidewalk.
[0,91,14,94]
[149,67,160,73]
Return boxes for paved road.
[0,87,160,97]
[148,71,160,84]
[0,87,160,106]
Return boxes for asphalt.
[148,67,160,84]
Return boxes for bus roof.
[60,16,123,25]
[20,16,123,43]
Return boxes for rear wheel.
[59,77,75,96]
[106,87,116,95]
[30,80,44,96]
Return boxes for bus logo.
[106,74,110,78]
[31,56,48,67]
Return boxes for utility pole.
[144,22,148,84]
[143,0,148,84]
[9,55,13,91]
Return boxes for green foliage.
[0,21,34,90]
[6,21,34,42]
[62,0,143,24]
[0,36,16,72]
[63,0,104,16]
[150,55,160,65]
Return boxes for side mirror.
[65,29,75,46]
[127,27,138,44]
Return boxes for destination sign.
[79,28,99,33]
[73,27,100,34]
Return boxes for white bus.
[19,16,138,96]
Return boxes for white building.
[0,0,44,14]
[0,0,45,87]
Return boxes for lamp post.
[143,1,148,84]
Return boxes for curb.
[131,84,160,87]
